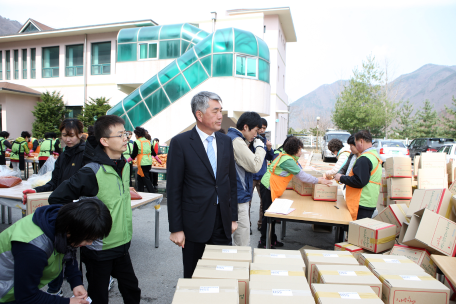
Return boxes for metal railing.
[91,64,110,75]
[65,66,83,77]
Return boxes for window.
[22,49,27,79]
[30,48,36,79]
[65,106,83,118]
[13,50,18,79]
[139,43,158,60]
[0,51,2,80]
[159,40,180,59]
[92,42,111,75]
[22,23,39,33]
[42,46,59,78]
[66,45,83,77]
[5,50,10,80]
[235,55,257,78]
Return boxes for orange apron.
[270,153,298,202]
[345,151,382,220]
[136,139,151,177]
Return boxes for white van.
[321,130,351,162]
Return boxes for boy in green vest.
[48,115,140,304]
[0,198,112,304]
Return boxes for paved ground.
[0,153,340,303]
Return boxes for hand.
[69,298,89,304]
[170,231,185,248]
[155,155,162,164]
[23,189,36,204]
[317,177,333,186]
[127,157,133,163]
[253,138,264,149]
[30,150,34,153]
[231,221,238,234]
[266,140,272,151]
[325,174,333,180]
[72,285,88,298]
[6,148,11,152]
[334,173,342,182]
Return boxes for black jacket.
[12,205,82,304]
[167,127,238,243]
[340,156,373,188]
[48,136,130,260]
[34,141,86,193]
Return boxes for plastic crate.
[158,173,167,181]
[159,146,169,154]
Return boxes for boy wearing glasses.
[49,115,141,304]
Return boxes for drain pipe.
[211,12,217,32]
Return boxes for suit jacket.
[167,127,238,243]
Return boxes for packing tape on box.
[318,270,374,276]
[369,235,396,245]
[250,290,312,296]
[378,275,435,283]
[314,292,378,300]
[396,205,410,223]
[305,253,353,258]
[250,270,304,276]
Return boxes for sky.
[1,0,455,103]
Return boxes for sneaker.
[46,288,63,297]
[108,276,115,291]
[257,240,276,249]
[250,228,252,235]
[273,240,284,247]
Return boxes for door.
[409,139,417,157]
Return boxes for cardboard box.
[253,249,304,267]
[418,168,448,189]
[397,222,408,244]
[311,284,383,303]
[293,176,313,196]
[334,242,366,262]
[372,268,449,304]
[249,280,314,304]
[348,218,396,253]
[402,208,456,256]
[202,245,252,263]
[172,278,239,304]
[26,192,51,215]
[250,263,306,285]
[387,178,412,199]
[381,177,388,193]
[358,254,425,272]
[385,157,412,178]
[419,152,447,174]
[386,198,411,207]
[312,184,338,201]
[414,155,420,177]
[377,193,387,207]
[301,249,359,285]
[315,264,382,297]
[448,161,456,184]
[389,244,437,277]
[449,180,456,195]
[444,276,456,301]
[406,189,454,221]
[373,204,410,236]
[286,179,294,190]
[192,259,249,304]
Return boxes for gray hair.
[191,91,222,119]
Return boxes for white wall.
[0,93,39,138]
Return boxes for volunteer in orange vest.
[128,127,159,193]
[257,136,332,248]
[334,130,382,220]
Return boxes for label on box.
[270,253,286,258]
[271,270,288,276]
[199,286,219,293]
[272,289,292,296]
[338,270,357,276]
[216,265,233,271]
[384,259,400,263]
[339,292,361,299]
[222,249,237,253]
[430,217,456,255]
[399,275,420,281]
[323,253,338,257]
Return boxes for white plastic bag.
[0,165,22,179]
[26,157,56,188]
[0,165,22,187]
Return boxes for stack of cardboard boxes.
[292,171,339,202]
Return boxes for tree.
[414,100,438,138]
[78,97,112,131]
[32,91,69,138]
[392,100,416,138]
[443,96,456,138]
[332,55,397,137]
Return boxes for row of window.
[0,42,111,80]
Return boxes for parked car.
[321,130,351,162]
[372,140,409,163]
[408,138,454,159]
[437,143,456,163]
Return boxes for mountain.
[289,64,456,130]
[0,16,21,36]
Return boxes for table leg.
[281,220,287,241]
[8,207,12,224]
[1,205,5,224]
[266,217,272,249]
[155,205,160,248]
[335,226,340,244]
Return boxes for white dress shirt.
[195,124,217,160]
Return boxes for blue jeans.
[47,270,64,293]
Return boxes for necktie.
[206,136,217,177]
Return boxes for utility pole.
[316,116,320,152]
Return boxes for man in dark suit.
[167,91,238,278]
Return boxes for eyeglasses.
[105,132,129,139]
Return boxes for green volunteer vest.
[135,137,152,166]
[38,138,56,157]
[357,150,382,208]
[261,154,298,189]
[10,138,28,160]
[0,215,63,302]
[123,143,134,162]
[84,162,132,251]
[0,137,6,156]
